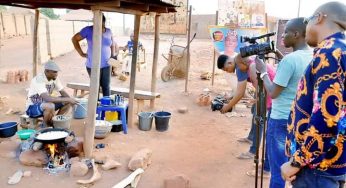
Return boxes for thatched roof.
[0,0,177,15]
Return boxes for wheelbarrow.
[161,33,196,82]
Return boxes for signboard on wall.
[276,19,293,55]
[208,26,266,56]
[140,0,187,35]
[218,0,266,29]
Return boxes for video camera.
[211,96,233,112]
[239,32,276,59]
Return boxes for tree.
[40,8,59,19]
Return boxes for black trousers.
[86,66,111,96]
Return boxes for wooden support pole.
[32,9,39,77]
[211,11,219,86]
[128,15,141,128]
[84,9,102,158]
[150,14,160,108]
[184,5,192,93]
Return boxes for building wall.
[14,14,26,36]
[48,20,75,58]
[1,12,17,38]
[191,14,216,39]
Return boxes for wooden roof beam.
[148,6,168,13]
[91,5,145,15]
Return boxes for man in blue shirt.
[217,54,273,178]
[255,18,313,188]
[217,54,249,114]
[281,2,346,188]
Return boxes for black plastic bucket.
[154,111,171,132]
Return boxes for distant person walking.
[72,14,118,96]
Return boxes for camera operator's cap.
[44,60,61,72]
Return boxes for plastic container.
[73,98,88,119]
[138,112,154,131]
[100,96,113,105]
[105,111,118,121]
[111,120,123,132]
[52,115,71,130]
[17,129,36,140]
[0,122,18,138]
[154,111,171,132]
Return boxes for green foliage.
[40,8,59,19]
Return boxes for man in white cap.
[26,60,77,127]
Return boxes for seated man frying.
[25,61,77,127]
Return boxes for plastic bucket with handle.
[73,98,88,119]
[154,111,171,132]
[138,112,154,131]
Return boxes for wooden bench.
[66,82,160,112]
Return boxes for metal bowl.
[34,128,70,143]
[95,120,112,139]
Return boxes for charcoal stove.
[34,128,71,174]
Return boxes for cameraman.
[217,54,249,114]
[255,17,313,188]
[217,53,276,178]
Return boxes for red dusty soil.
[0,35,269,188]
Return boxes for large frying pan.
[34,128,70,144]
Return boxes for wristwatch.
[290,159,301,168]
[260,72,268,80]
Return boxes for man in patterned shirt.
[26,61,78,127]
[281,2,346,188]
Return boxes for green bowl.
[16,129,36,140]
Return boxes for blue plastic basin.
[0,122,18,138]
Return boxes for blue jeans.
[267,118,289,188]
[292,167,346,188]
[248,105,271,172]
[86,66,111,96]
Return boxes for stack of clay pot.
[196,94,211,106]
[6,70,29,84]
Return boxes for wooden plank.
[184,5,192,93]
[84,9,102,158]
[66,83,160,100]
[128,15,141,128]
[32,9,39,77]
[91,5,145,15]
[211,11,218,86]
[0,0,177,13]
[150,13,160,108]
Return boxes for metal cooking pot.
[34,128,70,144]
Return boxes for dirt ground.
[0,35,269,188]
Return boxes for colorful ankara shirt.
[286,32,346,175]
